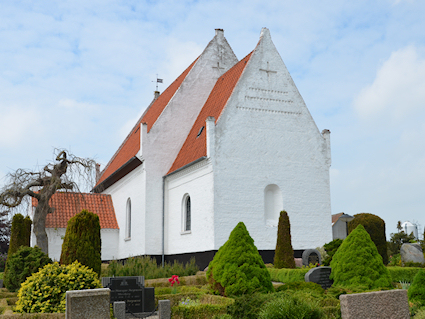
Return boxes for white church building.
[33,28,333,268]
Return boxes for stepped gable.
[96,58,198,186]
[32,192,118,229]
[168,52,253,174]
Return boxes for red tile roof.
[96,58,198,186]
[167,52,253,174]
[332,213,343,225]
[32,192,119,229]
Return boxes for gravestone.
[302,249,322,266]
[305,266,333,289]
[340,289,409,319]
[400,243,425,264]
[65,288,110,319]
[102,276,155,314]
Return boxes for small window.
[126,198,131,239]
[182,194,191,232]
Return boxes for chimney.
[154,91,160,99]
[95,163,101,182]
[215,29,224,37]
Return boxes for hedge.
[172,295,234,319]
[387,267,423,282]
[267,268,309,283]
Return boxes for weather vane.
[153,74,163,91]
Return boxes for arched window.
[264,184,283,226]
[182,194,191,232]
[126,198,131,239]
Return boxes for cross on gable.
[212,62,225,71]
[260,62,277,78]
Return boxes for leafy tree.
[388,230,416,256]
[274,211,295,269]
[348,213,388,265]
[0,150,95,254]
[207,222,273,296]
[330,224,392,289]
[60,210,101,276]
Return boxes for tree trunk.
[33,199,50,254]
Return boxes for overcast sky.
[1,0,424,239]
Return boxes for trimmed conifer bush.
[322,239,343,266]
[4,246,52,292]
[15,261,102,313]
[274,211,295,269]
[408,269,425,306]
[7,214,32,257]
[348,213,388,265]
[60,209,101,277]
[206,222,274,296]
[330,224,392,289]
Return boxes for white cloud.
[354,46,425,123]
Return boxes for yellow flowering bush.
[15,261,102,313]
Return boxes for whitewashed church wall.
[46,228,66,261]
[142,31,238,256]
[165,160,215,255]
[102,165,146,259]
[44,228,119,261]
[212,28,332,251]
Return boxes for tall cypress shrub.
[60,210,101,277]
[274,211,295,268]
[7,214,32,257]
[348,213,388,265]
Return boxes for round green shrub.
[4,246,52,292]
[348,213,388,265]
[258,294,324,319]
[408,269,425,306]
[60,209,101,277]
[330,224,392,289]
[274,211,296,269]
[15,261,102,313]
[207,222,274,296]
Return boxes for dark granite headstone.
[302,249,322,266]
[102,276,155,313]
[305,266,333,289]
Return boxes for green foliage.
[258,294,325,319]
[387,266,423,282]
[60,210,101,277]
[172,295,233,319]
[330,224,392,289]
[268,267,309,283]
[15,261,102,313]
[408,269,425,305]
[206,222,274,296]
[106,256,199,279]
[322,239,343,266]
[226,293,270,319]
[7,214,32,258]
[274,211,295,269]
[275,281,323,293]
[4,246,51,292]
[388,230,416,256]
[347,213,388,265]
